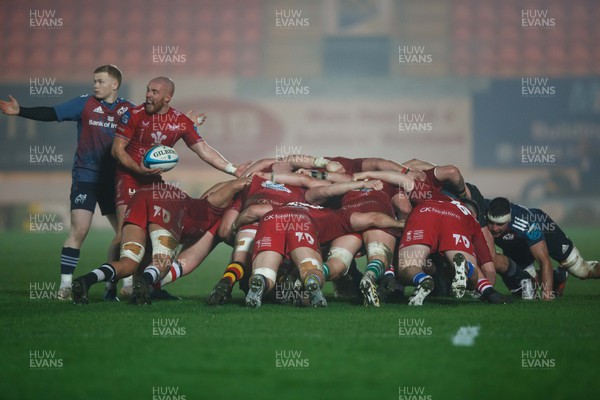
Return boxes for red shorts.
[399,202,476,258]
[253,209,319,258]
[116,171,163,207]
[124,188,187,241]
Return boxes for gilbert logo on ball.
[143,145,179,172]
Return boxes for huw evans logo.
[275,350,309,369]
[29,350,63,369]
[399,45,432,64]
[521,78,556,98]
[521,9,556,29]
[152,45,187,64]
[275,78,310,96]
[522,350,556,369]
[30,77,63,97]
[29,9,63,29]
[521,145,556,165]
[399,318,432,337]
[275,10,309,28]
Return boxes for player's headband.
[486,212,511,224]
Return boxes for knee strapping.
[120,242,145,263]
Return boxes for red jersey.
[401,199,492,265]
[115,105,203,170]
[233,175,306,211]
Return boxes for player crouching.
[71,177,250,304]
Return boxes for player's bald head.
[150,76,175,96]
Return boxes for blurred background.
[1,0,599,232]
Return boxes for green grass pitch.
[1,228,599,400]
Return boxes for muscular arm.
[361,157,410,173]
[282,154,345,173]
[353,170,414,192]
[530,240,554,300]
[402,158,437,171]
[305,179,382,205]
[433,165,467,196]
[189,141,251,177]
[111,137,159,176]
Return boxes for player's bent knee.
[120,242,146,263]
[560,247,592,279]
[234,236,254,254]
[367,242,393,265]
[327,247,354,275]
[254,267,277,288]
[150,229,178,259]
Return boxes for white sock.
[122,275,133,287]
[60,273,72,288]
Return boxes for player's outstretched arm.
[0,95,58,121]
[234,204,273,230]
[305,179,382,205]
[353,171,414,192]
[282,155,346,173]
[189,141,251,177]
[206,176,253,209]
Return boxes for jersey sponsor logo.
[74,194,87,204]
[151,131,167,144]
[261,180,292,193]
[526,225,542,241]
[502,233,515,240]
[116,106,128,116]
[88,119,118,129]
[286,201,323,210]
[92,106,104,114]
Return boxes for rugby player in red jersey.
[245,179,406,308]
[111,76,250,296]
[71,176,251,304]
[353,170,511,305]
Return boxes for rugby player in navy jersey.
[0,65,134,300]
[487,197,599,300]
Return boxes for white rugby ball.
[143,145,179,172]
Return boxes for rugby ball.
[143,145,179,172]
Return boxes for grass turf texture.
[1,228,599,400]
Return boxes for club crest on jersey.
[502,233,515,240]
[117,106,128,116]
[74,194,87,204]
[151,131,166,144]
[262,180,292,193]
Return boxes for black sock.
[83,264,116,287]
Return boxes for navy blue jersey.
[529,208,573,262]
[54,94,134,183]
[493,203,545,266]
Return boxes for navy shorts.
[70,180,116,215]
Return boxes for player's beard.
[145,100,158,114]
